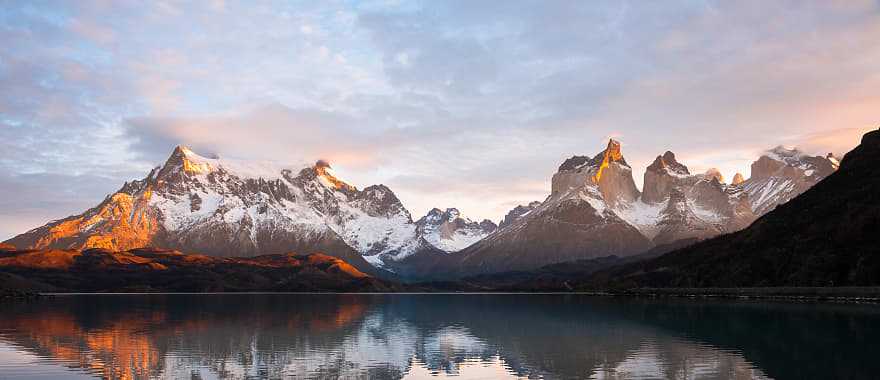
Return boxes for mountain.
[415,208,497,252]
[587,127,880,287]
[498,201,541,229]
[625,151,754,245]
[740,146,839,215]
[432,138,834,278]
[4,146,433,276]
[5,139,840,282]
[445,238,700,291]
[0,247,398,292]
[435,140,654,277]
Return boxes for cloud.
[124,104,378,168]
[1,0,878,237]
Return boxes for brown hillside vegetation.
[0,247,392,293]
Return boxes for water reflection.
[0,294,877,379]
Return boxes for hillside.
[0,247,400,292]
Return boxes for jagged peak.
[703,168,724,183]
[422,207,462,221]
[557,155,591,171]
[766,145,804,159]
[751,143,840,181]
[157,145,214,178]
[647,150,690,176]
[173,144,195,156]
[315,159,331,169]
[311,160,355,191]
[592,139,630,182]
[731,172,745,185]
[558,139,629,173]
[605,139,623,161]
[362,184,393,196]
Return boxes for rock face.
[731,173,745,186]
[614,149,754,246]
[498,201,541,229]
[740,146,839,215]
[4,146,432,276]
[552,139,640,208]
[4,139,841,281]
[641,151,690,204]
[590,128,880,287]
[434,137,835,278]
[441,140,654,277]
[415,208,497,252]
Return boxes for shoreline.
[608,287,880,303]
[6,286,877,304]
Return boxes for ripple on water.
[0,294,878,379]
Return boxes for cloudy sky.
[1,0,878,239]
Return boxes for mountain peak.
[593,139,626,183]
[646,151,689,177]
[604,139,624,161]
[158,145,213,178]
[839,127,880,171]
[173,144,195,156]
[732,172,745,185]
[315,159,331,169]
[312,160,354,191]
[641,150,692,203]
[415,207,495,252]
[704,168,724,183]
[767,145,803,159]
[498,201,541,229]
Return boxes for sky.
[1,0,879,239]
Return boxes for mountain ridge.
[580,127,880,288]
[5,138,841,280]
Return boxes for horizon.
[2,1,879,239]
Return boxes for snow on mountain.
[615,150,753,245]
[441,138,829,277]
[740,146,838,215]
[415,208,497,252]
[5,140,839,279]
[5,145,429,274]
[443,140,653,276]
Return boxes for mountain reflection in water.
[0,294,877,380]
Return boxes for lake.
[0,294,877,379]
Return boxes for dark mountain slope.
[447,238,699,291]
[588,128,880,288]
[0,247,401,292]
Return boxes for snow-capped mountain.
[740,146,839,215]
[415,208,497,252]
[5,140,839,280]
[442,140,654,276]
[618,151,755,245]
[438,139,834,277]
[5,146,429,275]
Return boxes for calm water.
[0,294,877,380]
